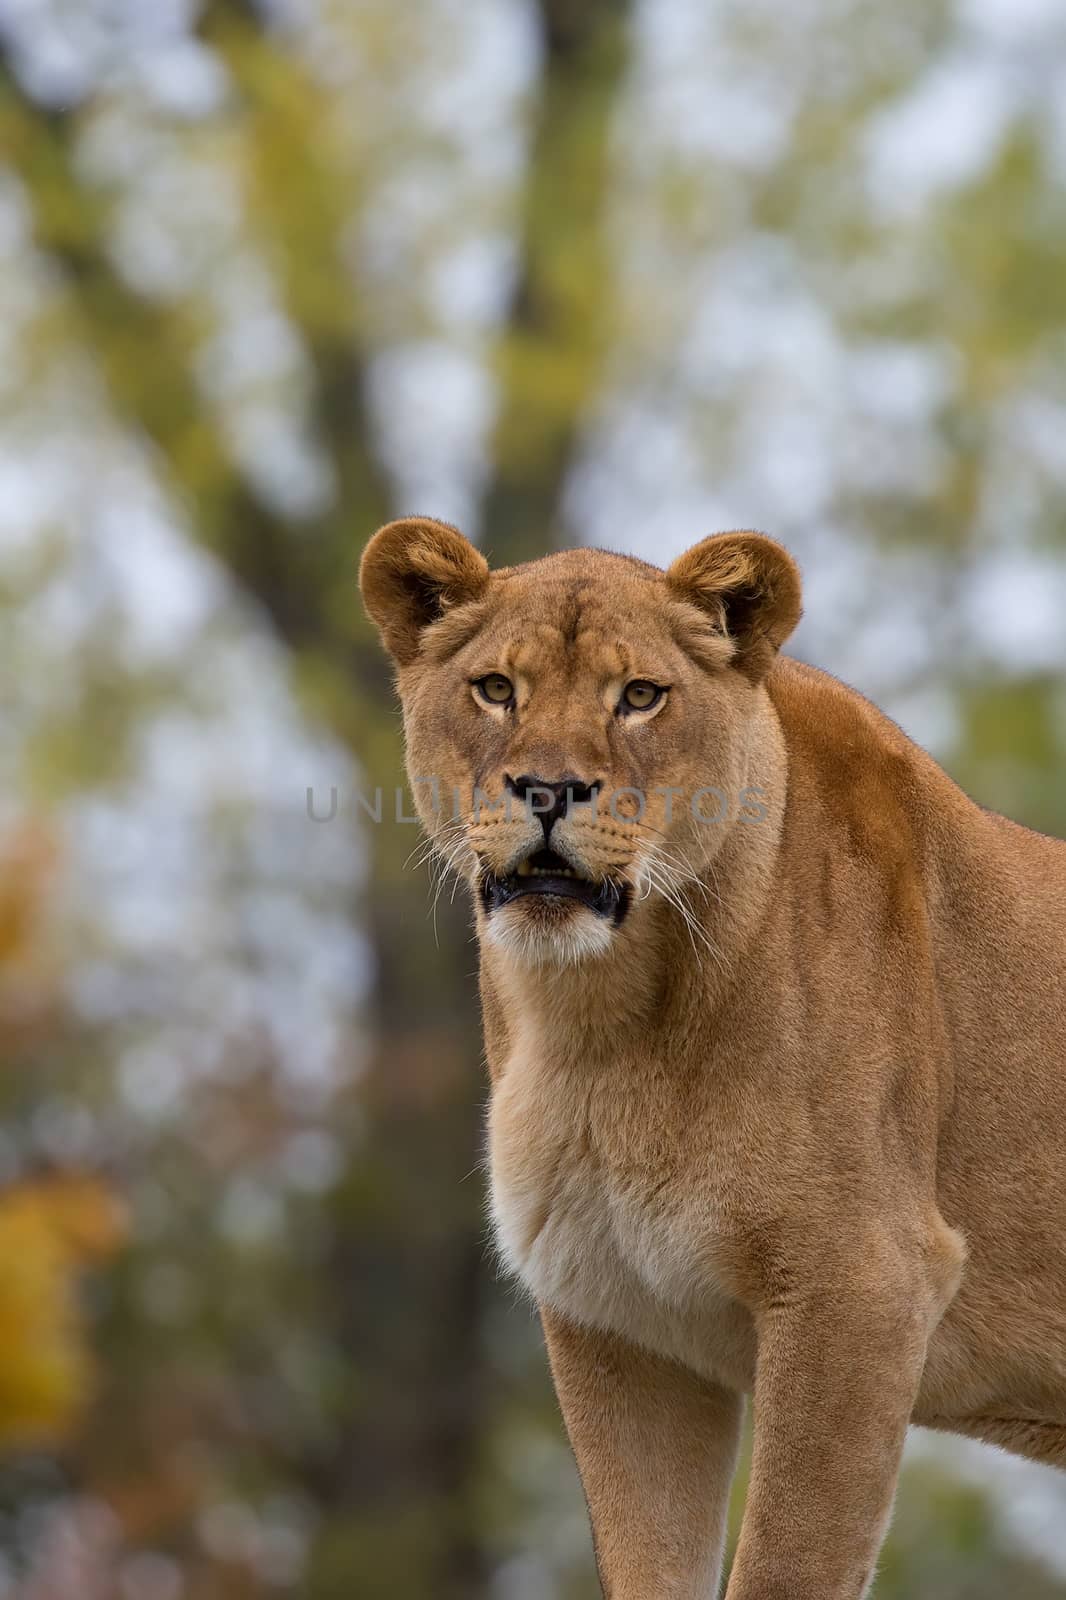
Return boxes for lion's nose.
[505,773,602,842]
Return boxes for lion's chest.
[487,1056,756,1391]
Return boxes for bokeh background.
[1,0,1065,1595]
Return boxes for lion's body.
[360,519,1066,1598]
[489,654,1066,1451]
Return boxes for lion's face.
[361,521,801,967]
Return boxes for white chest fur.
[487,1043,756,1393]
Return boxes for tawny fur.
[360,517,1066,1600]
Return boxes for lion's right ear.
[359,517,490,667]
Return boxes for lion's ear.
[666,531,802,680]
[360,517,490,666]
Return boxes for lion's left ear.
[666,531,802,680]
[360,516,490,667]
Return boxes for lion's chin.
[483,897,618,968]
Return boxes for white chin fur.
[485,904,615,967]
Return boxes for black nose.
[505,773,602,841]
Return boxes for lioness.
[360,517,1066,1600]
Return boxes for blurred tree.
[0,1,633,1592]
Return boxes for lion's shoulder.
[766,654,1066,890]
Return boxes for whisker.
[641,855,729,980]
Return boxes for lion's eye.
[621,680,665,713]
[473,673,514,707]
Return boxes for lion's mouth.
[480,848,629,924]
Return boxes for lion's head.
[360,519,802,967]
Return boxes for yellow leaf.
[0,1178,126,1449]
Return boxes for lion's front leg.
[542,1306,743,1599]
[725,1239,940,1600]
